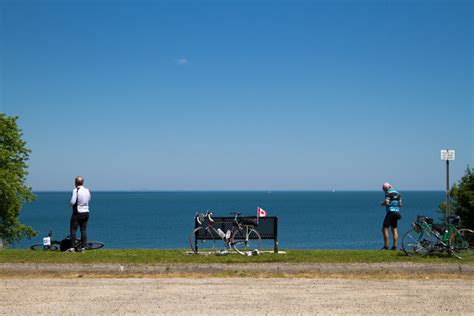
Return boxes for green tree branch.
[0,113,37,246]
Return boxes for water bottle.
[217,228,226,238]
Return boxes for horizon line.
[32,189,446,193]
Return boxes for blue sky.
[1,0,472,191]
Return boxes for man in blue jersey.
[381,182,402,250]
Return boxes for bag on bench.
[240,217,258,227]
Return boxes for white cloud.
[175,58,189,65]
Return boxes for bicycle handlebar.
[416,215,433,225]
[195,210,253,225]
[195,210,214,225]
[207,211,214,223]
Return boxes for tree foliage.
[0,114,36,245]
[438,166,474,228]
[451,166,474,228]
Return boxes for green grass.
[1,249,473,265]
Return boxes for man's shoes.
[65,248,75,253]
[381,246,389,250]
[77,247,86,252]
[390,246,397,251]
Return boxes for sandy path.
[1,277,473,315]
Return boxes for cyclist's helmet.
[382,182,392,191]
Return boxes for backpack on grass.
[60,236,72,252]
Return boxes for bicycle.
[30,230,105,251]
[401,215,472,259]
[448,227,474,258]
[30,230,61,251]
[189,211,262,256]
[230,212,262,255]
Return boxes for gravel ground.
[1,263,473,315]
[1,277,473,315]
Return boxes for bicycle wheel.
[30,243,59,251]
[401,229,434,257]
[449,229,474,258]
[83,241,105,250]
[189,227,216,255]
[231,227,262,256]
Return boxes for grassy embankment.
[1,249,473,265]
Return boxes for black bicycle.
[30,230,105,251]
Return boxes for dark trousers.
[70,212,89,248]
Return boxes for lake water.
[15,191,444,250]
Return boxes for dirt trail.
[1,263,473,314]
[1,277,473,315]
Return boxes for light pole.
[440,149,455,223]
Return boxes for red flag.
[258,207,267,217]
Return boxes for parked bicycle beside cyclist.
[401,215,473,259]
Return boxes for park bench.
[194,215,279,253]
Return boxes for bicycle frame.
[197,211,242,239]
[227,213,256,245]
[417,221,459,246]
[205,221,232,245]
[192,211,233,252]
[408,216,463,258]
[416,221,445,247]
[441,224,460,244]
[231,224,252,241]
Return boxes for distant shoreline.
[31,190,446,193]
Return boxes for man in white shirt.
[68,176,91,252]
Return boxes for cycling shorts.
[383,211,401,228]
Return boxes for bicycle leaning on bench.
[401,215,474,259]
[189,211,262,255]
[30,230,105,251]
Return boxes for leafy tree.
[438,166,474,228]
[0,114,36,249]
